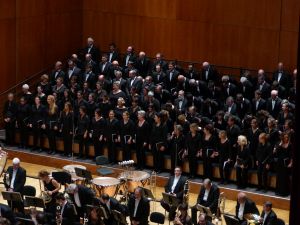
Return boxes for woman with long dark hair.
[119,111,134,161]
[104,110,119,165]
[87,93,99,121]
[87,206,104,225]
[76,106,90,159]
[90,109,105,161]
[16,97,31,149]
[60,102,74,157]
[36,85,47,105]
[98,92,111,119]
[61,89,74,111]
[129,98,141,123]
[246,119,261,168]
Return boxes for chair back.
[276,218,285,225]
[150,212,165,224]
[23,185,36,197]
[96,156,109,165]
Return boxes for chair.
[276,218,285,225]
[96,156,115,176]
[23,185,36,207]
[150,212,165,225]
[52,171,72,191]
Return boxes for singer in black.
[133,110,149,170]
[119,111,135,161]
[29,96,45,152]
[55,192,75,225]
[42,95,59,155]
[60,102,74,157]
[264,118,279,149]
[183,123,201,179]
[149,112,168,174]
[16,97,31,149]
[200,124,217,181]
[226,116,241,162]
[104,110,119,165]
[168,125,186,174]
[90,109,105,161]
[76,106,90,159]
[256,133,273,193]
[3,93,17,146]
[234,136,251,189]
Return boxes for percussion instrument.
[118,171,150,193]
[92,177,120,197]
[62,165,86,173]
[70,172,86,185]
[63,165,87,186]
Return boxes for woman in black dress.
[87,93,99,121]
[109,81,127,109]
[104,110,119,165]
[36,85,47,106]
[21,84,34,106]
[141,86,150,104]
[200,124,217,180]
[93,82,107,103]
[60,102,73,157]
[215,130,232,185]
[42,95,59,155]
[213,111,227,131]
[118,111,134,161]
[76,106,90,159]
[277,102,294,130]
[264,118,279,150]
[29,96,45,152]
[149,112,168,173]
[61,89,74,111]
[168,125,186,175]
[234,135,251,189]
[246,119,261,167]
[38,169,60,218]
[274,132,293,196]
[145,103,156,133]
[82,81,92,101]
[69,76,81,99]
[128,98,141,123]
[36,74,52,96]
[279,119,294,144]
[16,97,31,149]
[133,110,149,170]
[242,115,254,135]
[98,92,111,119]
[177,114,190,137]
[90,109,105,161]
[3,93,17,146]
[52,77,67,99]
[128,86,141,105]
[114,97,128,121]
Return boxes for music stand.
[138,186,154,200]
[16,217,35,225]
[162,192,179,225]
[223,215,240,225]
[196,204,213,217]
[2,191,23,210]
[75,168,93,181]
[112,210,127,225]
[25,196,45,210]
[52,172,71,191]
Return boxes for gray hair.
[138,110,146,118]
[179,90,184,95]
[221,75,229,82]
[240,77,247,83]
[113,81,120,87]
[227,96,234,102]
[116,70,122,75]
[56,61,62,66]
[281,99,289,105]
[67,183,77,193]
[22,84,29,90]
[189,79,196,85]
[140,52,146,56]
[174,125,183,132]
[271,90,278,96]
[203,178,211,186]
[224,112,232,121]
[13,158,20,164]
[8,93,13,98]
[87,37,94,42]
[148,91,154,96]
[130,70,136,75]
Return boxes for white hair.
[139,52,145,56]
[8,93,14,98]
[22,84,29,90]
[67,183,77,193]
[271,90,278,96]
[148,91,154,96]
[87,37,94,43]
[13,158,20,164]
[56,61,62,66]
[138,110,146,117]
[240,77,247,83]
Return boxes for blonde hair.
[38,169,50,178]
[238,135,247,146]
[41,74,49,81]
[118,97,125,105]
[47,95,57,115]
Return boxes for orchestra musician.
[174,204,192,225]
[235,192,259,225]
[54,192,75,225]
[198,214,214,225]
[87,206,104,225]
[261,201,277,225]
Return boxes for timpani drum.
[63,165,87,185]
[62,164,87,173]
[92,177,120,197]
[118,171,150,193]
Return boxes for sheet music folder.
[25,196,45,209]
[2,191,23,202]
[196,204,213,217]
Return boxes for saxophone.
[182,180,190,205]
[216,192,226,220]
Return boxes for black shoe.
[38,148,43,153]
[263,188,268,193]
[19,145,23,149]
[23,145,27,149]
[140,167,144,171]
[62,152,67,156]
[48,151,52,154]
[111,162,115,165]
[77,155,82,159]
[92,158,96,162]
[52,151,56,155]
[82,156,87,160]
[255,187,262,192]
[224,181,228,185]
[30,147,35,152]
[10,143,15,147]
[68,153,72,158]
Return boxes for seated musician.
[0,218,10,225]
[66,183,94,222]
[87,206,104,225]
[54,192,75,225]
[174,204,192,225]
[191,179,219,224]
[160,166,187,221]
[261,201,277,225]
[99,193,127,225]
[128,187,150,225]
[198,214,213,225]
[235,192,259,225]
[0,203,17,225]
[36,213,50,225]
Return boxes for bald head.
[258,69,264,75]
[203,62,210,70]
[72,54,78,60]
[178,75,185,83]
[139,52,145,59]
[237,192,247,204]
[278,62,284,71]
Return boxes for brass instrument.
[244,214,264,224]
[63,191,73,204]
[56,204,62,225]
[216,192,226,220]
[83,213,88,225]
[4,170,9,187]
[38,178,52,204]
[182,180,190,205]
[174,212,181,225]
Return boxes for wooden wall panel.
[0,0,16,19]
[281,0,300,32]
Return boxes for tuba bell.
[244,214,264,224]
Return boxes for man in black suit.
[83,64,97,90]
[122,46,137,68]
[235,192,259,225]
[272,62,290,91]
[223,96,237,115]
[83,37,100,63]
[236,94,252,120]
[55,192,75,225]
[113,71,127,93]
[82,53,99,75]
[65,60,82,87]
[198,214,214,225]
[142,76,155,93]
[174,90,188,115]
[128,187,150,225]
[152,65,167,86]
[272,80,286,100]
[201,99,219,119]
[144,91,160,112]
[186,63,200,80]
[221,76,237,100]
[66,183,94,221]
[190,79,208,97]
[253,69,271,86]
[165,62,180,94]
[237,77,254,101]
[66,54,82,70]
[124,61,139,79]
[0,203,17,225]
[108,61,123,83]
[152,53,169,73]
[251,90,267,116]
[191,179,219,225]
[175,64,185,76]
[155,85,172,107]
[99,54,112,77]
[176,75,191,94]
[4,158,26,215]
[256,74,271,100]
[50,61,66,86]
[261,201,277,225]
[186,93,202,113]
[202,62,218,85]
[243,70,256,86]
[126,70,142,96]
[290,69,297,88]
[135,52,151,78]
[161,167,187,220]
[100,193,127,225]
[186,106,200,123]
[266,90,282,120]
[204,82,222,107]
[108,43,120,63]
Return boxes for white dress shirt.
[205,69,209,80]
[86,72,91,81]
[170,71,174,81]
[106,199,111,212]
[278,71,282,81]
[10,169,18,189]
[203,188,210,201]
[171,175,181,193]
[68,69,73,78]
[126,54,131,66]
[256,99,260,110]
[262,211,270,225]
[134,198,140,217]
[259,82,265,91]
[109,52,114,62]
[131,77,136,86]
[238,203,245,220]
[55,70,60,79]
[74,192,81,207]
[88,45,93,53]
[102,63,107,72]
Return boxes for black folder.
[49,121,56,129]
[156,142,164,151]
[23,117,29,126]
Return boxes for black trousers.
[46,127,56,152]
[107,138,117,163]
[135,144,146,168]
[219,155,230,182]
[170,148,181,173]
[5,122,15,145]
[93,136,103,158]
[8,198,25,216]
[160,198,182,220]
[18,121,29,146]
[62,131,73,154]
[121,139,132,161]
[236,167,248,188]
[257,162,269,188]
[203,155,213,180]
[78,134,89,157]
[152,144,164,171]
[188,151,198,176]
[45,197,57,218]
[32,124,44,148]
